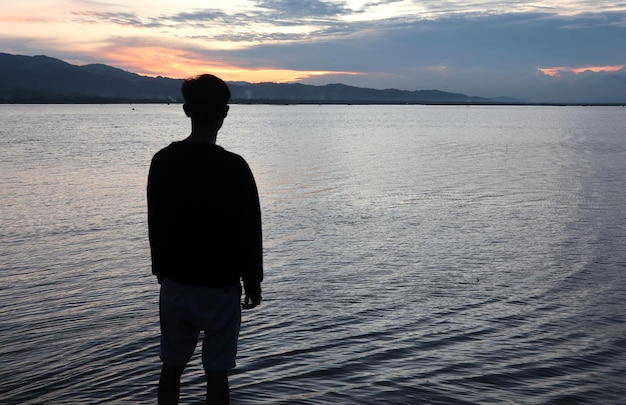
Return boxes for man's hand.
[242,294,262,310]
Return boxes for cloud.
[218,12,626,71]
[50,10,626,100]
[538,64,626,77]
[72,11,153,27]
[255,0,354,18]
[538,67,626,102]
[70,7,355,44]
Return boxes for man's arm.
[238,159,263,306]
[242,294,262,309]
[147,155,165,284]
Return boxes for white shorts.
[159,278,241,371]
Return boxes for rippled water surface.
[1,104,625,404]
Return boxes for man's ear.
[223,105,230,118]
[183,103,192,117]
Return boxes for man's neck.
[184,131,217,144]
[184,121,220,144]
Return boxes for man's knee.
[205,370,228,381]
[162,364,186,378]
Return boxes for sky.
[2,0,626,102]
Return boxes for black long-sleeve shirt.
[147,141,262,296]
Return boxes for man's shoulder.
[220,147,247,162]
[152,141,216,158]
[152,142,180,157]
[151,142,249,167]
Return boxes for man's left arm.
[238,160,263,307]
[147,156,165,284]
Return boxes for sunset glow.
[85,45,361,82]
[538,65,626,77]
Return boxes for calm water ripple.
[1,104,625,404]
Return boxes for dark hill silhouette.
[0,53,497,104]
[231,82,488,103]
[0,53,181,103]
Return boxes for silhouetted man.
[147,74,263,405]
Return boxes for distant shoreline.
[2,100,625,107]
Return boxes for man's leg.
[205,370,229,405]
[158,364,185,405]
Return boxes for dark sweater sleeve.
[238,159,263,296]
[147,154,166,283]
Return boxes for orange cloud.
[90,45,360,83]
[538,64,625,77]
[0,14,50,23]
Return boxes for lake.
[1,104,625,404]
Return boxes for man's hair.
[182,74,231,122]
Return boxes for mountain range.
[1,52,520,104]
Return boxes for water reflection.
[1,105,625,403]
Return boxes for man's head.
[182,74,231,123]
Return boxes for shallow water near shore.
[1,104,625,404]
